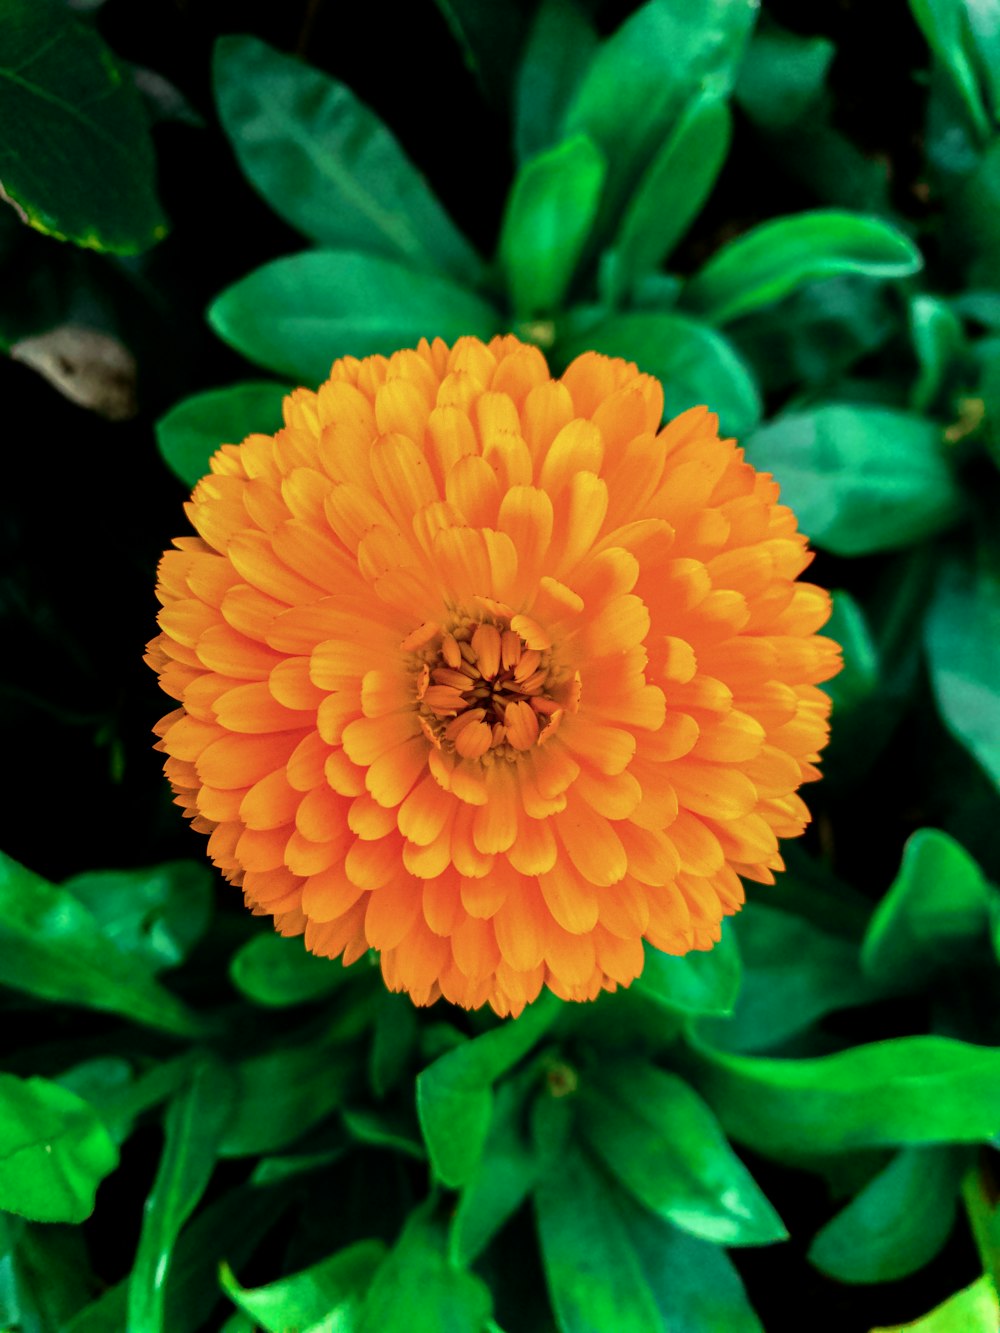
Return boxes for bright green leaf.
[683,211,922,326]
[910,0,994,141]
[909,294,965,413]
[735,19,834,130]
[0,0,166,252]
[514,0,598,163]
[229,931,348,1008]
[209,250,499,384]
[744,405,962,556]
[635,923,741,1017]
[870,1274,1000,1332]
[221,1239,385,1333]
[155,382,290,490]
[214,36,480,282]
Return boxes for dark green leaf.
[128,1060,234,1333]
[910,294,966,413]
[0,0,166,252]
[861,829,994,988]
[635,923,741,1017]
[63,1281,129,1333]
[371,991,420,1098]
[735,19,834,130]
[579,1061,786,1245]
[808,1146,963,1283]
[0,1218,99,1331]
[499,135,605,319]
[683,211,922,326]
[342,1107,425,1159]
[209,250,499,384]
[744,405,962,556]
[0,850,206,1037]
[221,1239,385,1333]
[229,931,347,1008]
[214,36,480,282]
[433,0,527,110]
[514,0,598,164]
[823,590,878,714]
[417,992,560,1188]
[0,1074,118,1223]
[220,1042,361,1158]
[946,138,1000,285]
[560,312,761,439]
[925,555,1000,793]
[910,0,993,141]
[155,382,290,490]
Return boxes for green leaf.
[221,1239,385,1333]
[606,94,731,301]
[685,1033,1000,1159]
[0,1073,118,1223]
[229,931,348,1008]
[560,312,761,439]
[735,19,834,131]
[578,1061,786,1246]
[925,555,1000,793]
[128,1060,234,1333]
[209,250,499,384]
[499,135,605,319]
[635,923,741,1017]
[0,850,206,1037]
[870,1274,1000,1332]
[534,1144,662,1333]
[909,0,994,142]
[214,36,480,282]
[0,0,166,252]
[63,1281,129,1333]
[433,0,527,110]
[823,589,878,714]
[808,1146,963,1284]
[155,382,290,490]
[220,1042,361,1158]
[744,405,962,556]
[861,829,994,988]
[61,861,213,973]
[909,294,965,413]
[683,211,922,326]
[0,1217,100,1331]
[342,1107,425,1159]
[514,0,598,164]
[947,137,1000,285]
[417,992,560,1188]
[371,991,420,1098]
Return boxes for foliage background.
[1,0,999,1330]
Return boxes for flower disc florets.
[147,335,841,1016]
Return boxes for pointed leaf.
[870,1274,1000,1332]
[156,382,290,490]
[635,923,741,1017]
[221,1240,385,1333]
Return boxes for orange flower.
[147,335,840,1017]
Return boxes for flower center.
[409,618,574,759]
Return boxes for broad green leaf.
[563,0,757,237]
[870,1274,1000,1332]
[744,406,962,556]
[862,830,994,988]
[62,860,213,973]
[635,923,741,1017]
[909,0,994,141]
[606,95,731,301]
[128,1060,234,1333]
[534,1144,662,1333]
[229,931,347,1007]
[0,850,205,1037]
[0,0,166,252]
[220,1042,361,1157]
[499,135,605,319]
[156,382,290,490]
[910,294,965,413]
[221,1239,385,1333]
[0,1074,118,1223]
[685,1033,1000,1159]
[214,36,480,282]
[209,250,499,384]
[560,312,761,439]
[683,211,922,326]
[823,590,878,714]
[925,555,1000,793]
[808,1146,963,1283]
[417,992,560,1188]
[735,19,834,130]
[514,0,598,163]
[578,1061,786,1246]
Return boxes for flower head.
[147,335,840,1016]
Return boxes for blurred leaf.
[561,311,761,439]
[635,923,741,1017]
[63,1281,129,1333]
[214,35,481,282]
[963,1159,1000,1289]
[578,1061,786,1246]
[910,0,994,142]
[229,931,347,1008]
[209,250,499,384]
[0,850,206,1037]
[823,590,879,714]
[0,0,166,252]
[370,991,420,1098]
[947,138,1000,285]
[220,1042,361,1158]
[0,1074,118,1223]
[745,405,962,556]
[925,554,1000,793]
[870,1274,1000,1331]
[342,1106,425,1159]
[156,382,290,490]
[514,0,598,163]
[683,211,922,326]
[862,829,994,989]
[499,135,605,318]
[62,860,213,973]
[221,1239,385,1333]
[686,1033,1000,1159]
[910,294,966,413]
[606,94,731,301]
[955,291,1000,328]
[128,1060,234,1333]
[809,1145,963,1283]
[417,992,560,1188]
[433,0,527,110]
[0,1217,99,1331]
[735,19,834,130]
[9,325,136,420]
